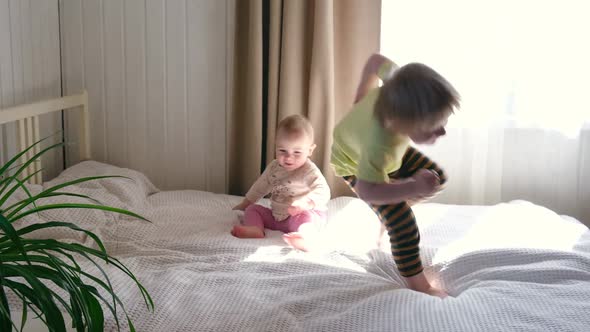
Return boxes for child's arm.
[233,162,275,211]
[305,171,331,209]
[288,197,315,216]
[232,198,253,211]
[354,53,397,103]
[288,168,331,216]
[355,169,440,205]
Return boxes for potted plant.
[0,138,153,332]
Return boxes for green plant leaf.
[3,237,153,310]
[1,238,153,331]
[0,213,30,264]
[0,168,43,209]
[19,292,28,332]
[2,265,66,332]
[0,141,63,198]
[40,175,131,195]
[45,253,92,332]
[1,192,103,216]
[8,203,149,223]
[0,281,15,332]
[0,134,57,178]
[0,221,107,256]
[1,253,105,331]
[80,287,104,332]
[47,251,127,331]
[1,250,132,331]
[128,317,136,332]
[2,279,50,330]
[4,161,26,175]
[3,175,128,217]
[1,137,153,331]
[0,176,11,188]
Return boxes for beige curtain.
[229,0,264,195]
[229,0,382,197]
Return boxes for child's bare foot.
[283,232,311,251]
[406,272,449,298]
[231,225,265,238]
[424,286,448,298]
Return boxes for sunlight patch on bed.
[322,198,384,254]
[413,203,453,230]
[243,245,290,264]
[432,202,587,264]
[243,245,368,273]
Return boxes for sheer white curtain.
[381,0,590,224]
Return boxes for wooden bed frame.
[0,91,91,185]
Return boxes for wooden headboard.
[0,91,91,184]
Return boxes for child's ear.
[309,143,317,156]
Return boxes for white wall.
[60,0,233,192]
[0,0,63,179]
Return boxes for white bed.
[5,160,589,332]
[3,93,590,331]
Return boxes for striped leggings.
[343,146,447,277]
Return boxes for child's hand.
[288,198,314,216]
[287,206,303,216]
[233,199,252,211]
[413,169,440,197]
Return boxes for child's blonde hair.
[277,115,314,141]
[374,63,460,132]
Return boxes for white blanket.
[9,161,590,332]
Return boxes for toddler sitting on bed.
[232,115,330,250]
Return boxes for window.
[381,0,590,136]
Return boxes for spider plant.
[0,138,154,332]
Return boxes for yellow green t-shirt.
[330,61,409,184]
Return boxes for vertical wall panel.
[164,0,188,189]
[145,0,167,187]
[18,1,32,107]
[124,0,147,174]
[103,0,127,167]
[0,0,62,179]
[60,0,84,166]
[186,0,228,193]
[61,0,231,191]
[81,0,107,162]
[187,0,208,190]
[38,0,63,180]
[0,0,18,163]
[6,0,24,165]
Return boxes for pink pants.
[243,204,326,234]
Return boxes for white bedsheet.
[9,161,590,332]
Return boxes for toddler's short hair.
[374,63,460,131]
[277,115,314,141]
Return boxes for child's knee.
[244,204,267,218]
[244,204,258,214]
[292,211,315,226]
